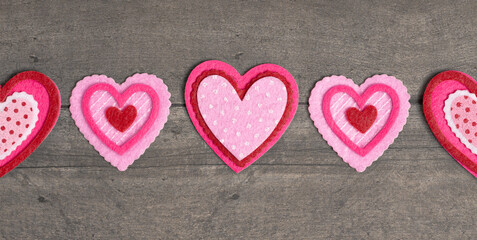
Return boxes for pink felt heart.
[309,75,410,172]
[185,60,299,173]
[70,74,171,171]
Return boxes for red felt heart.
[346,106,378,133]
[105,105,137,132]
[424,70,477,177]
[0,71,60,177]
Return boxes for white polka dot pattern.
[197,75,287,160]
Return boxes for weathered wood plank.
[0,0,476,105]
[0,164,475,239]
[18,105,452,169]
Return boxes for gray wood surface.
[0,0,476,239]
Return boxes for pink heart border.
[185,60,299,173]
[82,83,160,155]
[322,84,400,156]
[309,75,410,172]
[70,74,171,171]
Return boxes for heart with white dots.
[185,61,299,173]
[0,92,39,160]
[0,71,61,178]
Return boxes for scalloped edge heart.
[309,75,410,172]
[70,73,171,171]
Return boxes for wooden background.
[1,0,476,239]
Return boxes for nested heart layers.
[309,75,410,172]
[0,71,61,177]
[185,60,299,173]
[70,74,171,171]
[424,71,477,177]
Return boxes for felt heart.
[346,106,377,133]
[0,71,60,177]
[309,75,410,172]
[423,70,477,177]
[70,74,171,171]
[105,106,137,132]
[185,60,299,173]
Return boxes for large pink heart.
[309,75,410,172]
[185,60,299,173]
[70,74,171,171]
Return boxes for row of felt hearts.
[0,61,475,178]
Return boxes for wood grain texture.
[0,0,476,239]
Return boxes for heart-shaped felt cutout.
[309,75,410,172]
[346,106,377,133]
[185,60,299,173]
[423,70,477,177]
[0,71,60,177]
[70,74,171,171]
[106,106,137,132]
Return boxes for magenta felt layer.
[0,80,50,168]
[70,74,171,171]
[309,75,410,172]
[185,60,299,173]
[323,84,400,156]
[82,83,159,155]
[430,80,477,177]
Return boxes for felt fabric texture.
[70,74,171,171]
[309,75,410,172]
[0,71,61,178]
[423,70,477,177]
[105,105,137,132]
[185,60,299,173]
[0,92,39,160]
[346,106,377,133]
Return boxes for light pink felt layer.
[445,90,477,153]
[197,75,287,160]
[309,75,410,172]
[329,91,391,148]
[185,60,299,173]
[0,92,39,161]
[0,80,51,168]
[70,74,171,171]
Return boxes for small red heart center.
[345,105,378,133]
[105,105,137,132]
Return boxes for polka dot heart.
[444,90,477,154]
[185,60,298,173]
[0,92,39,160]
[197,75,287,161]
[0,71,60,178]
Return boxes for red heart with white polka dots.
[0,71,60,177]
